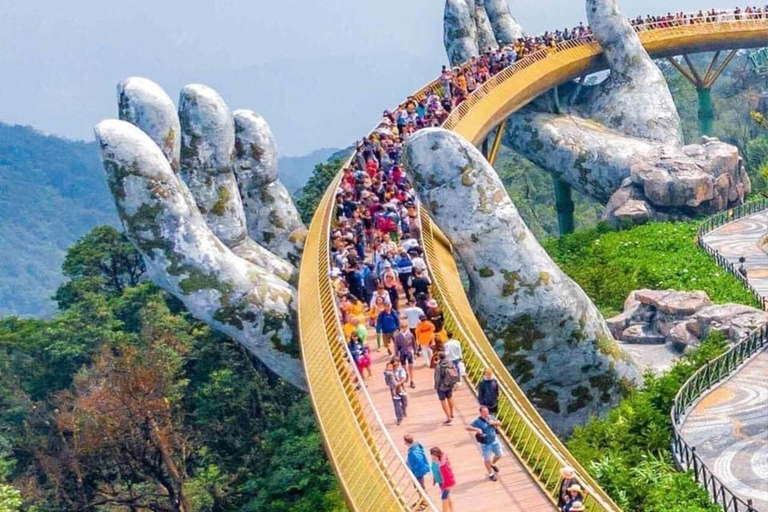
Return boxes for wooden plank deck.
[362,323,555,511]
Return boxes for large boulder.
[608,290,768,354]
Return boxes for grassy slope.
[543,221,757,317]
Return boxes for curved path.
[683,213,768,510]
[680,350,768,510]
[298,11,768,512]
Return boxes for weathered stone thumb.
[94,119,306,389]
[405,128,639,434]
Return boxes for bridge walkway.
[363,321,554,511]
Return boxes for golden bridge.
[297,12,768,512]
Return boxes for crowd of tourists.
[326,5,756,509]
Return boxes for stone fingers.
[444,0,479,66]
[585,0,682,143]
[405,128,638,434]
[233,110,307,266]
[473,0,499,53]
[94,119,305,388]
[483,0,523,45]
[178,84,249,248]
[118,77,181,171]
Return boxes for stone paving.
[680,213,768,509]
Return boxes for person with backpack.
[429,446,455,512]
[433,352,458,424]
[466,406,503,481]
[478,368,500,414]
[404,435,430,487]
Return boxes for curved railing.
[444,15,768,144]
[298,10,768,511]
[298,173,437,512]
[420,210,621,512]
[696,197,768,311]
[669,201,768,512]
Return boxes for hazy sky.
[1,0,716,156]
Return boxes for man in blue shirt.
[403,435,430,487]
[376,303,400,355]
[466,406,504,481]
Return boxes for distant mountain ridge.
[0,121,340,318]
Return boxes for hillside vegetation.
[0,123,118,317]
[0,226,344,511]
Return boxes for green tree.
[54,226,144,309]
[295,158,346,224]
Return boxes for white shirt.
[403,306,425,329]
[444,338,463,362]
[411,257,427,273]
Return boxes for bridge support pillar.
[666,50,737,137]
[553,176,575,236]
[486,119,507,167]
[697,87,715,136]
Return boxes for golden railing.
[298,10,768,511]
[419,209,621,512]
[298,173,437,512]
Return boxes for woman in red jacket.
[429,447,455,512]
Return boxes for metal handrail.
[300,173,436,512]
[419,210,621,512]
[298,9,768,510]
[669,201,768,512]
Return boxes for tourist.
[396,250,414,300]
[434,352,459,424]
[402,299,426,349]
[559,466,580,510]
[370,295,387,352]
[466,406,504,481]
[384,361,406,426]
[411,268,431,298]
[377,302,400,355]
[404,435,431,487]
[415,314,436,367]
[565,484,584,509]
[443,332,463,386]
[429,447,456,512]
[478,368,500,413]
[395,322,417,388]
[392,359,409,417]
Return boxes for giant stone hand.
[444,0,750,225]
[405,128,640,434]
[96,78,307,388]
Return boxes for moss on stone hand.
[478,267,495,278]
[211,187,230,216]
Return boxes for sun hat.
[426,299,438,308]
[568,484,582,493]
[570,503,585,511]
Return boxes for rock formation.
[405,128,640,434]
[608,289,768,351]
[443,0,750,225]
[96,78,305,388]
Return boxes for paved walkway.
[703,211,768,295]
[680,350,768,510]
[362,312,554,510]
[684,212,768,509]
